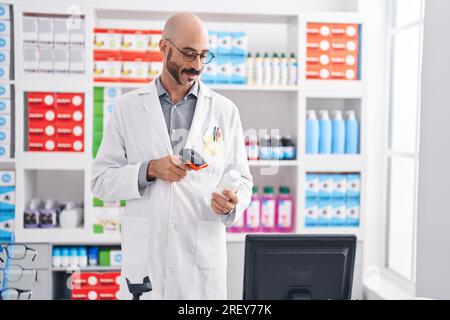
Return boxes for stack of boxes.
[0,83,12,159]
[0,171,15,243]
[306,23,360,80]
[0,4,12,80]
[26,91,85,152]
[22,13,85,75]
[201,31,247,84]
[71,272,121,300]
[305,173,360,227]
[93,28,163,83]
[93,86,124,235]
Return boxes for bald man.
[91,13,253,299]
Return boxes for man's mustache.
[182,68,201,75]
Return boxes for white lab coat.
[91,79,253,300]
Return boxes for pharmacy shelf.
[15,153,90,170]
[92,81,300,92]
[303,155,363,172]
[298,227,364,240]
[51,266,121,272]
[248,160,298,167]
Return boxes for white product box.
[53,45,70,74]
[0,114,11,129]
[121,31,148,52]
[0,143,10,159]
[0,171,14,186]
[94,29,121,51]
[332,174,347,198]
[38,45,54,73]
[0,50,10,65]
[103,87,122,101]
[305,174,319,198]
[231,32,247,56]
[317,198,332,226]
[346,174,361,198]
[0,35,10,50]
[23,16,38,43]
[0,99,11,114]
[110,250,122,266]
[148,61,163,79]
[148,32,162,52]
[318,174,333,198]
[208,31,218,52]
[0,64,9,80]
[53,17,70,43]
[305,197,318,227]
[121,60,148,81]
[69,18,85,44]
[217,32,232,55]
[93,59,121,81]
[37,17,54,43]
[0,129,10,143]
[69,45,85,74]
[0,84,10,98]
[23,45,39,73]
[93,207,121,234]
[0,20,10,35]
[0,5,10,20]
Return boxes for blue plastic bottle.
[319,110,332,154]
[345,110,359,154]
[332,110,345,154]
[306,110,319,154]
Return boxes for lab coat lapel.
[185,80,213,151]
[140,80,173,155]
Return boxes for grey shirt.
[138,77,199,191]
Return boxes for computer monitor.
[243,234,356,300]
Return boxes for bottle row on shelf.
[52,246,122,268]
[228,185,295,233]
[245,133,296,161]
[24,199,84,229]
[306,109,359,155]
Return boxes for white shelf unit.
[4,4,368,248]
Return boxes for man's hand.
[211,190,239,215]
[147,155,191,182]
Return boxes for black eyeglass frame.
[165,38,215,64]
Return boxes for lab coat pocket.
[121,215,149,266]
[195,220,227,270]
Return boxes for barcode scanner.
[181,148,208,171]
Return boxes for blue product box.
[333,174,347,198]
[231,55,246,84]
[231,32,247,57]
[345,197,360,227]
[305,174,319,198]
[201,59,217,84]
[0,186,14,211]
[346,174,361,198]
[305,197,318,227]
[216,55,232,84]
[0,210,14,244]
[319,174,333,198]
[317,198,332,227]
[217,32,232,56]
[331,197,346,226]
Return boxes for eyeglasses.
[0,264,38,283]
[0,288,32,300]
[165,38,215,64]
[0,244,37,263]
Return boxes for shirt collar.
[155,76,199,101]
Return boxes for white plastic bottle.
[52,248,62,268]
[288,53,298,86]
[254,53,264,86]
[245,52,254,86]
[263,52,272,86]
[271,53,280,86]
[216,169,241,194]
[280,53,288,86]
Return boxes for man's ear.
[159,39,167,57]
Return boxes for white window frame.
[382,0,426,291]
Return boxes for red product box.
[331,23,359,40]
[331,38,359,53]
[27,92,56,110]
[28,136,56,152]
[330,50,358,67]
[71,272,121,288]
[56,136,84,152]
[331,64,358,80]
[98,272,121,287]
[71,287,120,300]
[306,64,331,80]
[28,122,57,137]
[28,109,57,123]
[56,109,84,123]
[55,93,84,111]
[56,121,84,138]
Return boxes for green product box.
[94,87,104,102]
[93,197,104,207]
[93,130,103,146]
[93,115,104,132]
[120,200,126,207]
[99,249,111,266]
[94,101,104,117]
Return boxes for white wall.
[416,0,450,300]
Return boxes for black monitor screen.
[243,235,357,300]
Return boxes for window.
[385,0,425,282]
